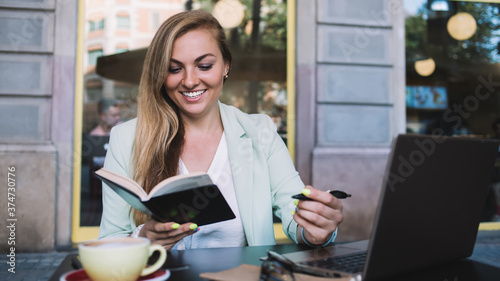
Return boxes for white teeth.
[181,90,205,98]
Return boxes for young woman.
[99,10,343,250]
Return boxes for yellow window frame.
[71,0,297,243]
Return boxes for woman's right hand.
[139,219,198,251]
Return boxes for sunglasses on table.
[259,250,342,281]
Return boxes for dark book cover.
[94,169,236,226]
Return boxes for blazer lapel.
[219,102,256,245]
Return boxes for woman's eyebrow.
[169,53,215,66]
[195,53,215,62]
[169,58,182,65]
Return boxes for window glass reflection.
[404,0,500,222]
[79,0,288,227]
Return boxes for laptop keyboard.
[299,252,367,274]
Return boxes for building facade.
[0,0,405,252]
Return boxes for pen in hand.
[292,190,352,201]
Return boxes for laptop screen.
[364,134,500,280]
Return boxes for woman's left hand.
[293,185,344,246]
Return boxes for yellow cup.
[78,237,166,281]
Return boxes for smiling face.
[165,28,229,120]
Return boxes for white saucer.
[60,268,170,281]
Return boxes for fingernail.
[291,210,296,215]
[295,207,298,212]
[301,188,311,196]
[293,199,299,206]
[194,227,200,233]
[189,223,198,230]
[172,223,180,229]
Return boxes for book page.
[149,172,213,198]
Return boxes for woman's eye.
[199,64,213,71]
[168,67,181,73]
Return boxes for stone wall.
[0,0,77,252]
[296,0,406,241]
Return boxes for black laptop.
[283,134,500,280]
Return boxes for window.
[115,48,128,54]
[404,0,500,222]
[150,12,160,31]
[88,49,103,66]
[97,19,105,30]
[89,19,105,31]
[74,0,293,242]
[117,16,130,29]
[217,0,289,142]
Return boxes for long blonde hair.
[132,10,232,225]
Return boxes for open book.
[94,168,236,226]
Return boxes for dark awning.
[96,48,147,84]
[96,48,286,84]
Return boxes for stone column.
[0,0,78,251]
[295,0,406,241]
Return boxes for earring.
[224,74,229,79]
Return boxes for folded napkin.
[199,264,358,281]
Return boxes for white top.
[173,132,247,250]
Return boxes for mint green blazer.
[98,102,304,245]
